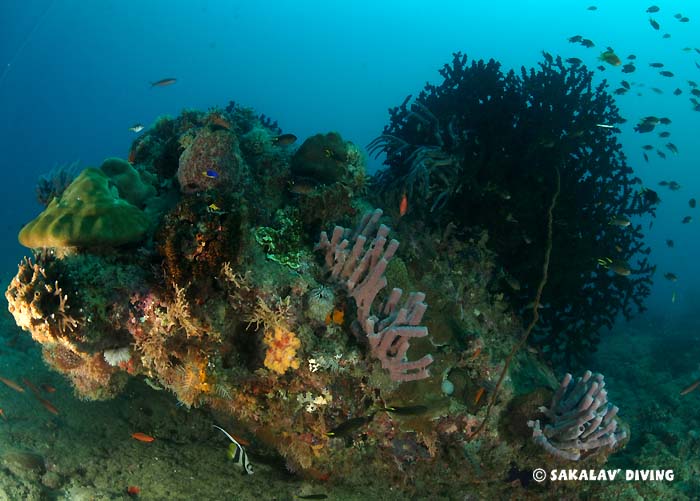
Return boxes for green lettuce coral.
[18,168,150,248]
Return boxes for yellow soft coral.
[263,326,301,375]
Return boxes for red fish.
[474,387,486,405]
[131,432,155,443]
[126,485,140,496]
[399,192,408,217]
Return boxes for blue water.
[1,0,699,315]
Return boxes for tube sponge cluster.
[527,371,627,461]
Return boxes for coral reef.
[5,93,634,496]
[370,52,657,368]
[527,371,627,460]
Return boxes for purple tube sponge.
[527,371,626,461]
[315,209,433,382]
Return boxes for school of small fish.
[568,4,700,292]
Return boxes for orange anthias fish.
[0,376,24,393]
[399,192,408,217]
[474,387,486,405]
[131,432,156,442]
[325,307,345,326]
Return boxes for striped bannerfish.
[213,425,253,474]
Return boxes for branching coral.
[371,52,657,367]
[5,256,80,344]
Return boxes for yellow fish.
[599,49,622,66]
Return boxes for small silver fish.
[128,124,144,133]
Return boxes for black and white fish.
[213,425,253,474]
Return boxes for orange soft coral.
[263,326,301,375]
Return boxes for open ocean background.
[2,1,700,320]
[2,1,700,498]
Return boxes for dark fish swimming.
[659,71,674,77]
[690,198,697,208]
[327,413,375,438]
[673,88,682,96]
[646,6,660,13]
[273,133,298,146]
[622,64,636,73]
[581,38,595,48]
[150,78,177,87]
[649,18,660,30]
[640,187,660,204]
[666,239,674,247]
[649,62,664,68]
[682,216,692,224]
[659,131,671,138]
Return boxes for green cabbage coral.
[99,157,156,208]
[18,168,150,248]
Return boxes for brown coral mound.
[177,128,245,193]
